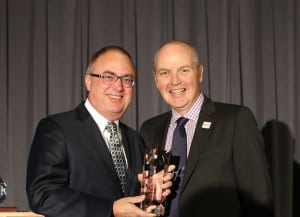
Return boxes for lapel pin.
[202,121,211,129]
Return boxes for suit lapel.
[119,124,131,195]
[181,97,217,191]
[75,103,122,194]
[156,113,171,150]
[143,112,171,150]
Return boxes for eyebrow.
[178,65,194,69]
[102,70,135,77]
[156,65,194,71]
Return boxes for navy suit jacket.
[26,103,144,217]
[140,96,273,217]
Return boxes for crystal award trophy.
[140,147,170,216]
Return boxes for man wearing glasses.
[26,46,173,217]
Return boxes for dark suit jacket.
[140,96,273,217]
[26,103,144,217]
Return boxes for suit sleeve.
[232,107,273,217]
[26,118,113,217]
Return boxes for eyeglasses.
[88,71,135,88]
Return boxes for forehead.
[91,50,135,75]
[156,43,194,68]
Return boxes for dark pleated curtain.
[0,0,299,216]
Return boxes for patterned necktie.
[105,121,127,193]
[167,117,189,217]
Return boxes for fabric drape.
[0,0,298,216]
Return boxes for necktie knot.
[106,122,120,146]
[176,117,188,126]
[176,117,188,136]
[106,121,117,134]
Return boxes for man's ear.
[198,64,204,82]
[153,70,159,88]
[85,74,91,91]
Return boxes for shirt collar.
[171,93,204,124]
[84,99,119,133]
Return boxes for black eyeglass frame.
[88,71,135,87]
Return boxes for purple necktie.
[167,117,188,217]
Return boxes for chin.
[169,99,186,107]
[110,109,125,117]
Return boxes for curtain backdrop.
[0,0,299,216]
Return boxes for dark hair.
[86,46,134,74]
[90,46,133,65]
